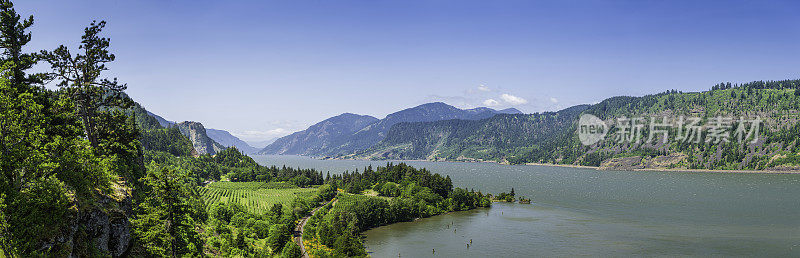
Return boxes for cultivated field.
[199,181,317,214]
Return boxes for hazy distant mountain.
[262,102,517,156]
[206,129,259,154]
[498,108,523,114]
[464,107,520,115]
[259,113,379,155]
[322,102,515,155]
[247,138,278,149]
[176,121,225,155]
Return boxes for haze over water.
[251,155,800,257]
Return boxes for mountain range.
[259,102,521,156]
[259,79,800,171]
[354,104,588,162]
[247,138,279,149]
[137,79,800,171]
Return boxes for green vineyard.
[199,181,317,214]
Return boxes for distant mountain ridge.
[354,105,588,162]
[259,113,379,155]
[259,102,522,156]
[206,129,259,154]
[247,138,278,149]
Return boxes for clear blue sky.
[16,0,800,142]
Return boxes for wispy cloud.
[424,84,538,112]
[500,93,528,105]
[550,97,559,103]
[483,98,500,106]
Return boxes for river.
[250,155,800,257]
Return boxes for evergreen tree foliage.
[132,163,204,257]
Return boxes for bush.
[379,182,401,197]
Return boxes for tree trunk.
[78,103,98,149]
[87,107,98,149]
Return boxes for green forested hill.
[129,103,195,157]
[355,104,588,164]
[358,80,800,171]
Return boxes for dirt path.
[293,198,336,258]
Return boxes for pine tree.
[267,223,291,254]
[0,0,42,89]
[40,20,129,149]
[133,164,202,257]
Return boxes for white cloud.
[477,85,490,92]
[550,97,559,103]
[482,99,500,106]
[500,93,528,105]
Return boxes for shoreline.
[524,162,800,174]
[253,154,800,175]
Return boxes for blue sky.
[16,0,800,142]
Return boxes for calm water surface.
[250,155,800,257]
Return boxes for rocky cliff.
[46,182,133,257]
[176,121,225,155]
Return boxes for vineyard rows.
[199,182,317,214]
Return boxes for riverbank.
[317,156,800,174]
[526,161,800,174]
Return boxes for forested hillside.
[355,105,588,163]
[360,81,800,171]
[0,2,332,256]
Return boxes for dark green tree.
[266,223,291,254]
[132,163,203,257]
[280,240,302,258]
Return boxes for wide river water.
[251,155,800,257]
